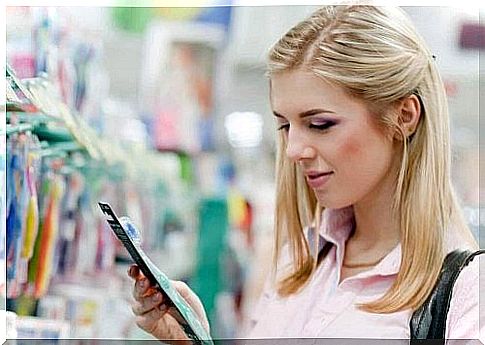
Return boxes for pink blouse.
[247,206,483,341]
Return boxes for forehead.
[270,70,355,115]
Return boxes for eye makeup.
[275,118,338,132]
[277,123,290,131]
[309,119,337,131]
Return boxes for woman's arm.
[445,255,483,340]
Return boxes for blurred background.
[2,4,483,340]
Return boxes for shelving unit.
[3,6,247,341]
[3,58,201,338]
[6,62,184,182]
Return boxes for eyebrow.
[273,108,335,119]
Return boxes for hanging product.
[6,133,40,298]
[27,169,65,298]
[54,172,84,277]
[73,186,98,275]
[0,138,6,291]
[6,135,23,286]
[6,145,19,293]
[21,146,41,260]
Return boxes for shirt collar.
[308,207,473,280]
[313,206,401,277]
[307,206,354,257]
[319,206,355,247]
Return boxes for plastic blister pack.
[98,202,213,345]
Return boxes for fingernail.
[159,304,167,312]
[127,267,133,276]
[153,293,161,302]
[139,279,146,289]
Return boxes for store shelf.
[6,110,64,125]
[6,101,35,113]
[33,125,74,143]
[41,142,85,157]
[6,65,40,113]
[4,8,209,339]
[6,63,107,164]
[6,123,34,136]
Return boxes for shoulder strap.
[410,249,484,341]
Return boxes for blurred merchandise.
[0,137,6,298]
[15,315,70,339]
[141,21,225,154]
[5,11,202,337]
[191,198,228,328]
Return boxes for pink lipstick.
[305,171,333,189]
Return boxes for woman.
[128,5,481,341]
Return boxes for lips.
[305,171,333,189]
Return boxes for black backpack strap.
[410,249,484,343]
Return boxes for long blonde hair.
[268,5,478,313]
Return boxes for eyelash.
[277,122,336,132]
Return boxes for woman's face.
[270,69,400,209]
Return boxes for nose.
[285,127,316,163]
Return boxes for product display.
[5,7,206,337]
[0,138,6,296]
[3,5,252,341]
[28,171,65,298]
[15,315,71,339]
[6,132,42,298]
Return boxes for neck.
[350,173,400,252]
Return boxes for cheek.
[333,128,392,176]
[338,137,362,157]
[332,128,365,161]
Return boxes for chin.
[314,193,353,210]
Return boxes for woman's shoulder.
[451,249,481,291]
[445,248,483,339]
[447,245,482,308]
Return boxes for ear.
[396,94,421,139]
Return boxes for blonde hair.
[268,5,478,313]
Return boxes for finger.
[135,308,194,345]
[135,304,177,335]
[131,292,166,316]
[171,281,192,302]
[132,300,154,316]
[142,286,159,298]
[132,277,155,300]
[171,281,205,314]
[127,264,139,279]
[171,281,210,333]
[133,291,166,315]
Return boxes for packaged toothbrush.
[98,202,213,345]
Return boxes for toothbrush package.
[98,202,213,345]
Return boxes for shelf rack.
[5,63,181,185]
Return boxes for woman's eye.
[309,121,335,131]
[276,121,335,132]
[277,123,290,131]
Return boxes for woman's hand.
[127,264,210,344]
